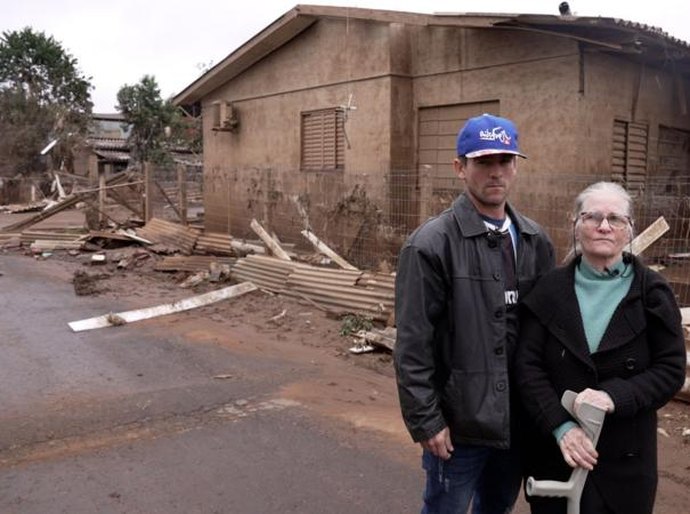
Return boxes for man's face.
[454,154,518,216]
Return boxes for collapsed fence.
[202,168,690,307]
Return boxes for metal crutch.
[525,390,607,514]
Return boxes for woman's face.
[576,191,632,266]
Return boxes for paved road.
[0,254,422,513]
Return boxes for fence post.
[177,163,188,225]
[419,166,432,223]
[143,162,153,222]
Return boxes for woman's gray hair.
[564,181,634,263]
[573,181,633,219]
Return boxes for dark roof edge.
[173,6,689,106]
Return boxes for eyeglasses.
[579,211,631,230]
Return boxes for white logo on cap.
[479,126,511,146]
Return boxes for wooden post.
[177,163,188,225]
[143,162,153,222]
[98,164,110,226]
[85,155,100,229]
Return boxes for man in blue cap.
[394,114,555,513]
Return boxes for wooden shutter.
[301,108,345,170]
[612,120,648,193]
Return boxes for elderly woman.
[515,182,686,514]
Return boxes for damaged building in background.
[174,4,690,267]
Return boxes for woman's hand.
[558,426,598,470]
[574,388,615,416]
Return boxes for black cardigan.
[515,255,686,514]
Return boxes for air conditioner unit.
[211,100,240,132]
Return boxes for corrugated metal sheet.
[136,218,201,254]
[230,254,394,321]
[0,233,21,243]
[195,232,234,255]
[20,230,85,244]
[231,255,294,293]
[154,255,235,272]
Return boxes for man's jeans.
[420,444,522,514]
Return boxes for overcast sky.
[3,0,689,113]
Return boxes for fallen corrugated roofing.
[136,217,201,255]
[230,254,394,321]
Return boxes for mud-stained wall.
[198,15,690,266]
[201,17,404,267]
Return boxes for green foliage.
[0,27,92,176]
[116,75,192,167]
[0,27,92,110]
[339,314,374,337]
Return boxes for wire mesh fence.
[144,164,204,224]
[199,167,690,306]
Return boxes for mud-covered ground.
[1,208,688,512]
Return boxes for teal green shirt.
[575,257,634,353]
[553,256,634,442]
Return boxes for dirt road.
[0,253,424,513]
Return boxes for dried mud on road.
[1,243,689,513]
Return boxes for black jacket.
[394,193,555,448]
[515,255,687,513]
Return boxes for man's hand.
[574,388,615,417]
[420,427,454,460]
[558,426,598,470]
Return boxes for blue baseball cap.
[456,113,526,159]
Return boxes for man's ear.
[453,158,465,180]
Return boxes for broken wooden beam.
[631,216,669,256]
[68,281,258,332]
[301,229,358,270]
[250,218,292,261]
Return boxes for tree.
[116,75,190,168]
[0,27,93,176]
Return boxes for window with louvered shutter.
[301,108,345,171]
[611,119,648,193]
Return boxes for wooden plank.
[301,229,358,270]
[250,218,291,261]
[630,216,669,256]
[68,281,257,332]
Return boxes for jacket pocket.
[440,369,509,443]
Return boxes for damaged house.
[173,4,690,266]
